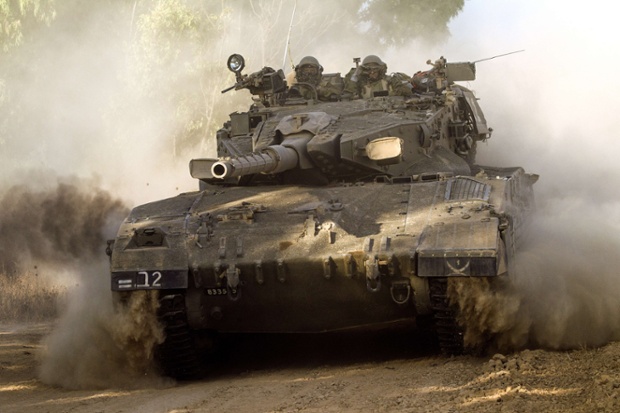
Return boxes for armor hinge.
[343,253,356,278]
[365,255,381,292]
[323,256,336,280]
[277,259,286,283]
[254,260,264,285]
[218,237,227,259]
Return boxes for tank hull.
[110,167,535,335]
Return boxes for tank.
[107,54,538,379]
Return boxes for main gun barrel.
[210,145,299,179]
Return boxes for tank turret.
[191,55,491,186]
[191,108,411,179]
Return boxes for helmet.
[297,55,321,68]
[361,55,387,81]
[295,56,323,84]
[361,55,385,67]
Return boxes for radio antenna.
[473,49,525,64]
[282,0,298,71]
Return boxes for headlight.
[227,54,245,73]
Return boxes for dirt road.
[1,322,619,413]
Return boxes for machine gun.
[411,50,524,94]
[221,54,287,106]
[411,56,476,93]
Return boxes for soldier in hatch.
[343,55,413,99]
[288,56,344,102]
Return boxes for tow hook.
[390,280,411,305]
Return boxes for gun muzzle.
[221,84,236,93]
[211,145,299,179]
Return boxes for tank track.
[156,293,200,379]
[428,278,464,355]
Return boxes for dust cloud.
[450,207,620,352]
[0,176,128,275]
[441,1,620,352]
[0,2,199,389]
[0,176,170,388]
[39,280,170,389]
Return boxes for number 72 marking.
[136,271,163,288]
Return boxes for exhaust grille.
[445,177,491,201]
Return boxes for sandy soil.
[1,322,619,413]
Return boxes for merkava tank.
[107,54,537,379]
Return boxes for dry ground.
[1,322,619,413]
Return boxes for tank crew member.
[343,55,413,99]
[288,56,344,102]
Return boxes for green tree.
[128,0,233,158]
[0,0,56,152]
[0,0,56,53]
[359,0,465,46]
[0,0,140,172]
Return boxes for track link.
[428,278,464,355]
[156,293,200,379]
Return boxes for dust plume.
[450,203,620,352]
[441,1,620,352]
[39,279,170,389]
[0,175,169,388]
[0,176,128,275]
[0,174,127,322]
[512,211,620,349]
